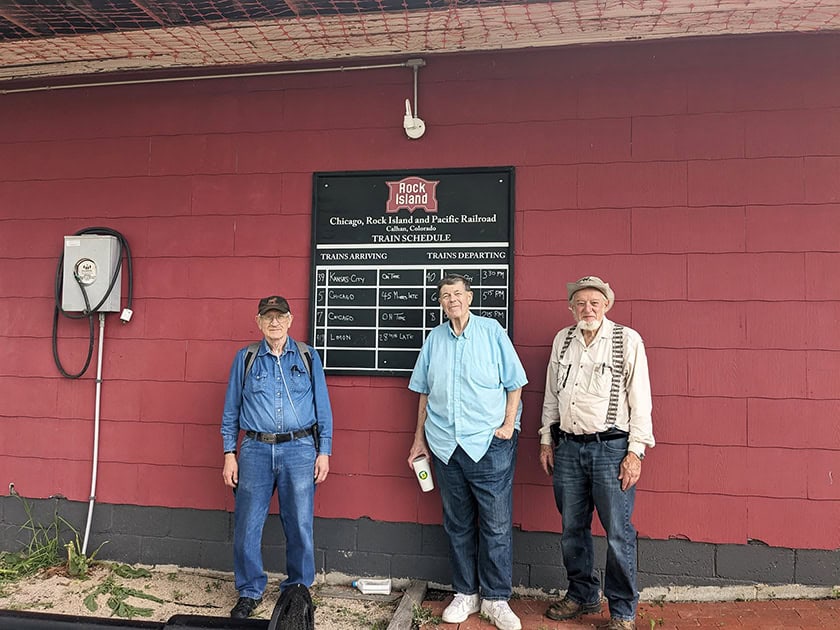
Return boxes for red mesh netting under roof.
[0,0,839,80]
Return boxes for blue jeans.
[233,435,317,598]
[433,432,518,600]
[553,436,638,621]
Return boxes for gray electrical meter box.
[62,235,122,312]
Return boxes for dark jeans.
[233,436,317,598]
[433,432,518,600]
[553,436,638,621]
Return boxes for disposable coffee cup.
[412,456,434,492]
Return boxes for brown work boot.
[545,596,602,620]
[604,618,635,630]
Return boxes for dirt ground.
[0,563,399,629]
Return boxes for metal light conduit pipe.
[81,312,106,556]
[0,59,425,95]
[406,58,425,118]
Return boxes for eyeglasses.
[260,313,291,324]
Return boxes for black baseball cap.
[257,296,290,315]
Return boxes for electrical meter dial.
[74,258,98,285]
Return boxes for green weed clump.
[0,496,66,583]
[66,533,106,578]
[83,573,164,618]
[1,495,169,619]
[1,494,108,583]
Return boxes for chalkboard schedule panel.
[311,167,515,376]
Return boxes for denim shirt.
[409,315,528,464]
[221,337,333,455]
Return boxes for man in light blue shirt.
[221,295,333,620]
[407,274,527,630]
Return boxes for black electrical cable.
[52,227,133,379]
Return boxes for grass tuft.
[411,603,442,628]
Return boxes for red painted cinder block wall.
[1,32,839,549]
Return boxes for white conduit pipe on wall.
[0,59,425,95]
[81,312,106,556]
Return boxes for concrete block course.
[529,564,568,592]
[259,543,287,573]
[419,524,449,555]
[358,519,421,554]
[170,508,229,542]
[315,517,357,550]
[314,549,325,576]
[390,554,450,584]
[200,539,233,571]
[94,533,142,564]
[262,515,287,544]
[325,549,391,578]
[3,496,36,530]
[0,499,838,594]
[716,543,796,584]
[0,524,16,551]
[794,548,840,585]
[89,503,114,535]
[113,504,171,537]
[141,536,202,568]
[512,562,531,587]
[513,529,563,566]
[638,538,715,577]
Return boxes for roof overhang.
[1,0,839,82]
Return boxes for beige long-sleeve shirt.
[539,317,654,459]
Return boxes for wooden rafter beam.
[128,0,171,27]
[63,0,111,27]
[0,3,42,36]
[284,0,305,17]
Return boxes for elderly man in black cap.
[221,296,333,619]
[538,277,654,630]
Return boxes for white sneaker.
[442,592,480,623]
[481,599,522,630]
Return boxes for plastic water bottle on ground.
[352,578,392,595]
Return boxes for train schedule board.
[311,167,514,376]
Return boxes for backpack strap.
[294,340,319,452]
[242,342,261,389]
[606,324,625,427]
[295,339,312,381]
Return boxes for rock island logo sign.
[385,176,440,214]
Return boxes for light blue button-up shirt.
[409,315,528,463]
[221,337,333,455]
